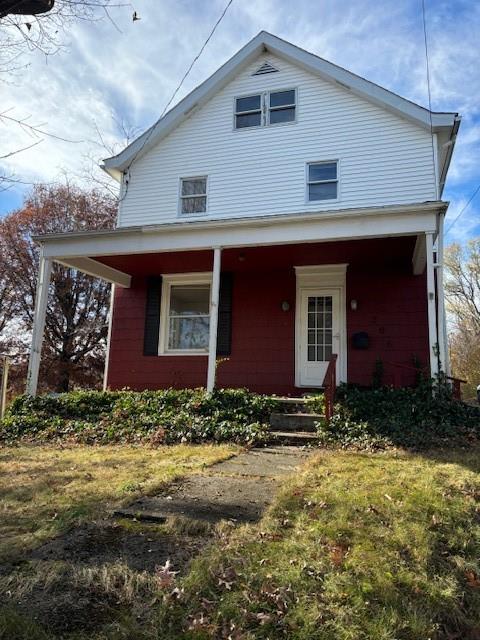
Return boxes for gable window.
[269,89,296,124]
[235,94,262,128]
[307,161,338,201]
[234,89,296,129]
[160,274,212,354]
[180,177,207,214]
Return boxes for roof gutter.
[439,115,462,196]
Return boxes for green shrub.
[316,377,480,450]
[0,388,279,446]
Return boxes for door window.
[307,296,333,362]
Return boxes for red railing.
[322,354,337,423]
[446,375,467,400]
[385,361,467,400]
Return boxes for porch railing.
[446,375,467,401]
[322,354,337,423]
[385,360,467,400]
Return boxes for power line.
[421,0,438,200]
[119,0,234,202]
[445,183,480,234]
[160,0,234,118]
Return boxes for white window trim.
[233,88,297,130]
[158,272,212,356]
[305,160,340,205]
[178,176,209,217]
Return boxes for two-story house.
[26,32,461,396]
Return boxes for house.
[26,32,461,397]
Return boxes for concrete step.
[268,431,319,446]
[270,412,323,432]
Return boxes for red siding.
[104,238,429,394]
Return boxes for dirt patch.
[29,520,206,573]
[1,519,211,635]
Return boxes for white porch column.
[103,284,115,391]
[425,232,439,379]
[435,213,448,374]
[207,247,222,393]
[26,252,52,396]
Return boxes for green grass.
[0,443,237,562]
[1,446,479,639]
[156,447,480,639]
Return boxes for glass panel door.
[298,288,340,387]
[307,295,333,362]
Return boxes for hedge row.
[0,388,280,446]
[307,378,480,450]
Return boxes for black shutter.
[216,272,233,356]
[143,276,162,356]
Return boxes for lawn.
[0,443,237,562]
[1,445,479,639]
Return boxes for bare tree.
[445,239,480,398]
[0,1,136,189]
[0,0,132,74]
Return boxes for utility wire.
[118,0,234,202]
[445,184,480,234]
[421,0,438,200]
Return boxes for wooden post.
[26,252,52,396]
[426,232,439,379]
[207,247,221,393]
[0,356,9,420]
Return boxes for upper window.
[235,94,262,129]
[307,162,338,201]
[234,89,296,129]
[180,177,207,215]
[269,89,296,124]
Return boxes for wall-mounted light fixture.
[350,299,358,311]
[281,301,290,312]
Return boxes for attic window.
[252,61,279,75]
[235,89,296,129]
[235,94,262,128]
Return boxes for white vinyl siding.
[118,54,437,227]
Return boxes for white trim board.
[36,203,443,270]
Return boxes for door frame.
[294,264,348,387]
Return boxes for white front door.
[298,288,341,387]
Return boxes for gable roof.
[102,31,460,189]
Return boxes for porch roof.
[33,201,446,288]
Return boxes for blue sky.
[0,0,479,244]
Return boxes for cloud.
[0,0,479,242]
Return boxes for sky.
[0,0,479,245]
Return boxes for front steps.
[268,396,324,446]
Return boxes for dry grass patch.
[0,443,237,562]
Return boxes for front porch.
[27,202,447,396]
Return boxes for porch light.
[350,299,358,311]
[281,301,290,311]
